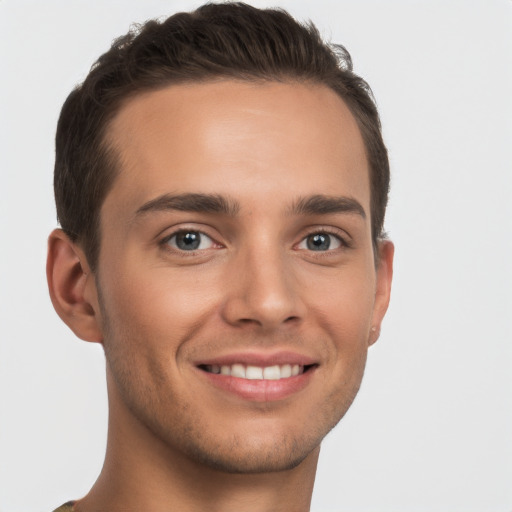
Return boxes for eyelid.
[156,224,351,255]
[167,231,214,251]
[159,225,224,253]
[296,226,352,249]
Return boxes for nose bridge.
[221,234,303,329]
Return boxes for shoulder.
[52,501,75,512]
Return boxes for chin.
[178,432,319,474]
[144,405,342,475]
[179,394,360,474]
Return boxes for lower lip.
[198,367,316,402]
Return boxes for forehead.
[103,80,369,219]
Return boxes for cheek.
[98,265,220,354]
[97,267,217,411]
[306,264,376,341]
[304,264,375,402]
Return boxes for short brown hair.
[54,2,389,271]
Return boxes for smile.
[200,363,306,380]
[196,354,318,402]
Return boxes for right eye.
[164,230,215,251]
[296,231,345,252]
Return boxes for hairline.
[84,75,382,271]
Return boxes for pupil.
[176,232,200,250]
[307,234,330,251]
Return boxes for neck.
[76,377,319,512]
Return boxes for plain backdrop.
[1,1,511,511]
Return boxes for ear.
[46,229,103,343]
[368,240,394,346]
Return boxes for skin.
[47,80,393,512]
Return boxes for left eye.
[165,231,215,251]
[297,232,343,251]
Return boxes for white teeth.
[262,365,281,380]
[206,363,307,380]
[231,364,246,378]
[246,366,263,379]
[280,364,292,378]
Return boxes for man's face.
[93,80,392,472]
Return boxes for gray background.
[1,0,511,510]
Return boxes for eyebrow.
[135,193,241,217]
[134,192,366,220]
[289,194,366,219]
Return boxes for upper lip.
[195,350,318,368]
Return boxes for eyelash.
[159,229,219,254]
[158,227,351,255]
[297,228,351,252]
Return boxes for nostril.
[237,318,259,326]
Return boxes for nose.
[220,244,306,331]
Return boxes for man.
[46,2,393,511]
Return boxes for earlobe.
[368,240,394,346]
[46,229,103,343]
